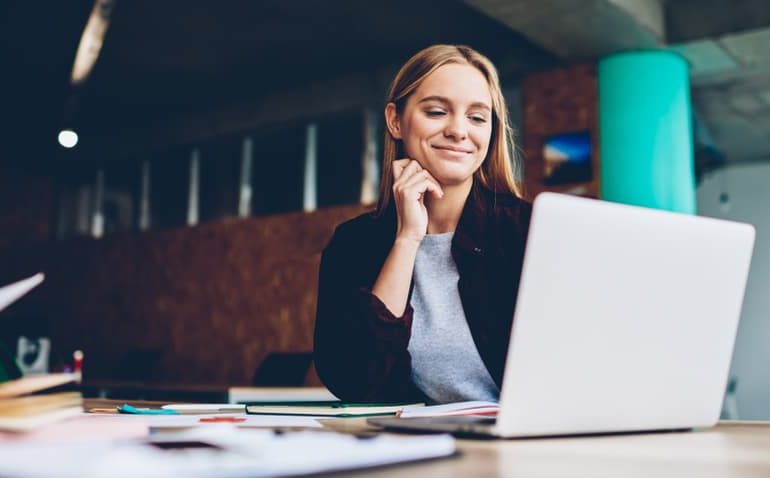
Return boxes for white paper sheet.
[398,400,499,418]
[161,403,246,414]
[0,427,455,478]
[142,413,322,429]
[0,273,44,312]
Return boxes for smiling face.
[386,63,494,188]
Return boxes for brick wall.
[0,204,369,386]
[522,63,600,200]
[0,168,54,248]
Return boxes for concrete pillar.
[599,51,696,213]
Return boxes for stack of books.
[0,373,82,431]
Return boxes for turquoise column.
[599,51,696,214]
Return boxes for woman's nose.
[443,115,468,140]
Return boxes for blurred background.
[0,0,769,416]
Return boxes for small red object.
[199,417,246,423]
[73,350,84,381]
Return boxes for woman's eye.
[470,115,487,124]
[426,110,446,117]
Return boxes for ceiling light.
[70,0,116,85]
[58,129,79,148]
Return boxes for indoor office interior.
[1,0,769,420]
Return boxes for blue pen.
[117,404,180,415]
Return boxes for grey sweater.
[407,232,499,404]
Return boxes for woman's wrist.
[393,234,423,250]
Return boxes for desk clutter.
[0,373,82,432]
[0,393,458,478]
[0,273,456,475]
[0,426,456,478]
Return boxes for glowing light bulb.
[58,129,78,148]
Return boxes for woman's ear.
[384,103,402,140]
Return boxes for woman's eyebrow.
[417,95,491,111]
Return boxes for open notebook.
[245,401,424,417]
[398,401,498,418]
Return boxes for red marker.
[199,417,246,423]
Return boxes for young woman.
[314,45,531,404]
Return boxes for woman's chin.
[432,172,475,188]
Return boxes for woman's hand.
[371,159,443,316]
[392,159,444,244]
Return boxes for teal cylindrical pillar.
[599,51,695,214]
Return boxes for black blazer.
[313,180,532,402]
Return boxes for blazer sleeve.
[313,224,423,403]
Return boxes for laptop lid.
[494,193,755,437]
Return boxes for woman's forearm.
[371,237,421,317]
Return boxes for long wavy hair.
[376,44,523,214]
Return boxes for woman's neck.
[425,178,473,234]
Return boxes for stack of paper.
[0,373,82,431]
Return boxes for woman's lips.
[432,145,473,157]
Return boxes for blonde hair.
[376,44,523,213]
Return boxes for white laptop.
[370,192,755,438]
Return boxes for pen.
[88,407,119,414]
[118,404,180,415]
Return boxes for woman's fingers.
[400,169,444,199]
[392,159,410,181]
[424,177,444,199]
[393,159,421,183]
[391,161,441,244]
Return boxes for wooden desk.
[81,400,770,477]
[351,421,770,477]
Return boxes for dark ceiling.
[7,0,770,172]
[666,0,770,42]
[87,0,552,120]
[0,1,93,168]
[0,0,555,168]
